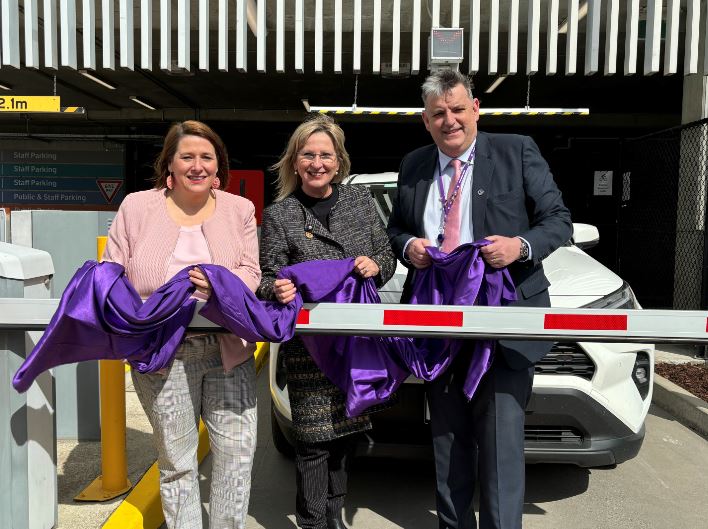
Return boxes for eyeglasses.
[298,151,337,163]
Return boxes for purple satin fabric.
[13,261,302,393]
[13,245,515,417]
[407,242,517,398]
[278,260,410,418]
[279,241,517,417]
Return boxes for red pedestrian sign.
[97,179,123,203]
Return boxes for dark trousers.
[427,353,534,529]
[294,436,354,529]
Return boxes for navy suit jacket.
[387,131,573,368]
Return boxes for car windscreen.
[364,184,398,224]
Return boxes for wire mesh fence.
[618,118,708,310]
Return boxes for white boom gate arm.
[1,298,708,344]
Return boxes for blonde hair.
[270,114,351,202]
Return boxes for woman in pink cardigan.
[104,121,260,529]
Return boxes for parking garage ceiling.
[0,1,689,130]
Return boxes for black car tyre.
[271,400,295,458]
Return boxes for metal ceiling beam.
[119,0,134,70]
[102,0,114,69]
[604,0,619,75]
[684,0,700,75]
[584,0,600,75]
[140,0,151,70]
[2,0,21,68]
[546,0,558,75]
[42,0,58,69]
[664,0,680,75]
[24,0,40,68]
[624,0,639,75]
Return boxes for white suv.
[269,172,654,467]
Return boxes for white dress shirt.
[402,139,532,261]
[423,142,477,246]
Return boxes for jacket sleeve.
[517,136,573,264]
[103,196,132,266]
[366,193,397,287]
[229,201,261,293]
[256,206,289,301]
[386,153,417,266]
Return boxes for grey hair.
[421,69,473,105]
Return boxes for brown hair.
[153,120,230,189]
[270,114,351,202]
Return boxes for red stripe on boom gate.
[296,309,310,325]
[383,310,464,327]
[544,314,628,331]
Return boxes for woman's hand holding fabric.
[189,267,212,298]
[354,256,380,279]
[274,278,297,304]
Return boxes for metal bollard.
[75,236,132,500]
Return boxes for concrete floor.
[57,370,155,529]
[56,346,708,529]
[195,372,708,529]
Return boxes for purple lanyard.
[436,145,476,244]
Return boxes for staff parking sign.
[0,140,125,208]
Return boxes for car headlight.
[582,281,639,310]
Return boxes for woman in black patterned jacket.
[257,115,396,529]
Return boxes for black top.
[294,184,339,230]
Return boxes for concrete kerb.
[102,342,270,529]
[652,373,708,439]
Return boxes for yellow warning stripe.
[313,109,589,116]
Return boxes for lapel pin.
[477,189,485,195]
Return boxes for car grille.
[524,426,584,444]
[535,343,595,380]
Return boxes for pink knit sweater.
[104,188,261,369]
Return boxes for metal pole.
[75,236,132,500]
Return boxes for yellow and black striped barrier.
[310,106,589,116]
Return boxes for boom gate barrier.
[1,297,705,528]
[2,300,708,343]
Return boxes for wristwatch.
[517,237,529,261]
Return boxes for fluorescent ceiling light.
[0,82,11,90]
[559,1,588,34]
[485,75,507,94]
[129,96,157,110]
[79,70,117,90]
[303,102,589,117]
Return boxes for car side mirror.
[572,223,600,250]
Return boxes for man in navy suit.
[387,69,572,529]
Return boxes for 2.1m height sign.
[0,141,125,208]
